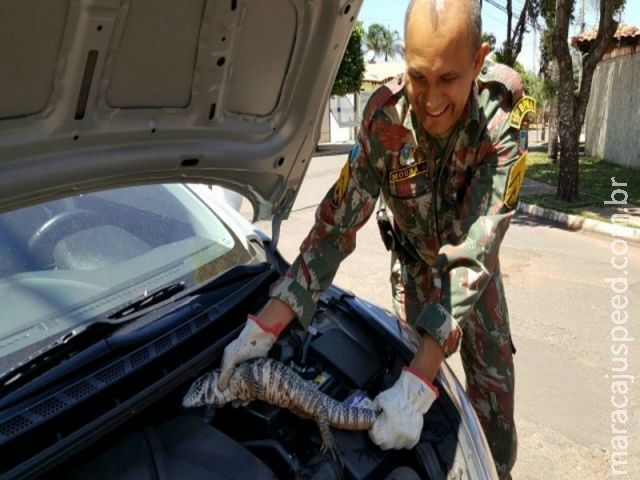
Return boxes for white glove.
[183,369,241,408]
[369,367,439,450]
[218,315,278,390]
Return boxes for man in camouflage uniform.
[213,0,531,478]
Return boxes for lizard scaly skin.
[182,358,378,453]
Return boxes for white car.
[0,1,497,479]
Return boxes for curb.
[517,202,640,244]
[314,142,354,157]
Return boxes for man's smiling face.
[403,0,488,139]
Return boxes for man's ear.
[473,42,490,77]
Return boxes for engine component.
[309,328,382,389]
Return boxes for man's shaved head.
[401,0,489,138]
[404,0,482,53]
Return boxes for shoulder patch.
[509,96,537,129]
[504,153,527,208]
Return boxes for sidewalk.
[517,178,640,244]
[315,141,640,244]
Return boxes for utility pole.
[579,0,586,33]
[532,25,537,73]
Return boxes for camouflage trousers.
[390,254,517,480]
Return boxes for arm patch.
[504,153,527,208]
[331,160,351,208]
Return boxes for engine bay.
[51,289,466,480]
[65,292,464,480]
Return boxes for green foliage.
[332,21,366,96]
[482,32,497,51]
[522,70,545,104]
[524,152,563,184]
[493,49,506,65]
[512,61,527,77]
[539,0,556,21]
[541,76,557,99]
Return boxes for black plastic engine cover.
[61,415,276,480]
[309,328,382,389]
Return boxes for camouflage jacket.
[270,61,529,356]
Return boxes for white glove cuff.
[399,367,439,415]
[242,315,278,345]
[248,314,285,337]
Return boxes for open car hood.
[0,0,361,220]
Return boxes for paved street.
[252,153,640,478]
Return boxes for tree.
[537,0,560,158]
[491,0,539,67]
[366,24,402,62]
[551,0,623,201]
[537,0,557,77]
[540,62,558,144]
[332,21,366,96]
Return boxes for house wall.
[319,103,331,143]
[584,51,640,169]
[319,99,353,143]
[329,111,353,142]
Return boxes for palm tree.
[366,24,403,62]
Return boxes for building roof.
[363,62,405,84]
[572,24,640,52]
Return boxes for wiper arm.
[188,262,272,295]
[108,282,186,320]
[0,322,116,392]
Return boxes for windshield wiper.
[108,282,186,320]
[187,262,272,295]
[0,266,273,400]
[0,322,117,394]
[0,282,186,393]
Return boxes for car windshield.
[0,183,257,359]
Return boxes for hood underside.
[0,0,362,220]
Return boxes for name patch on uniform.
[504,154,527,208]
[508,96,537,129]
[331,161,350,207]
[389,161,428,183]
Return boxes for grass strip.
[523,152,640,226]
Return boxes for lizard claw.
[319,434,341,463]
[322,445,344,471]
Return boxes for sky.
[356,0,640,73]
